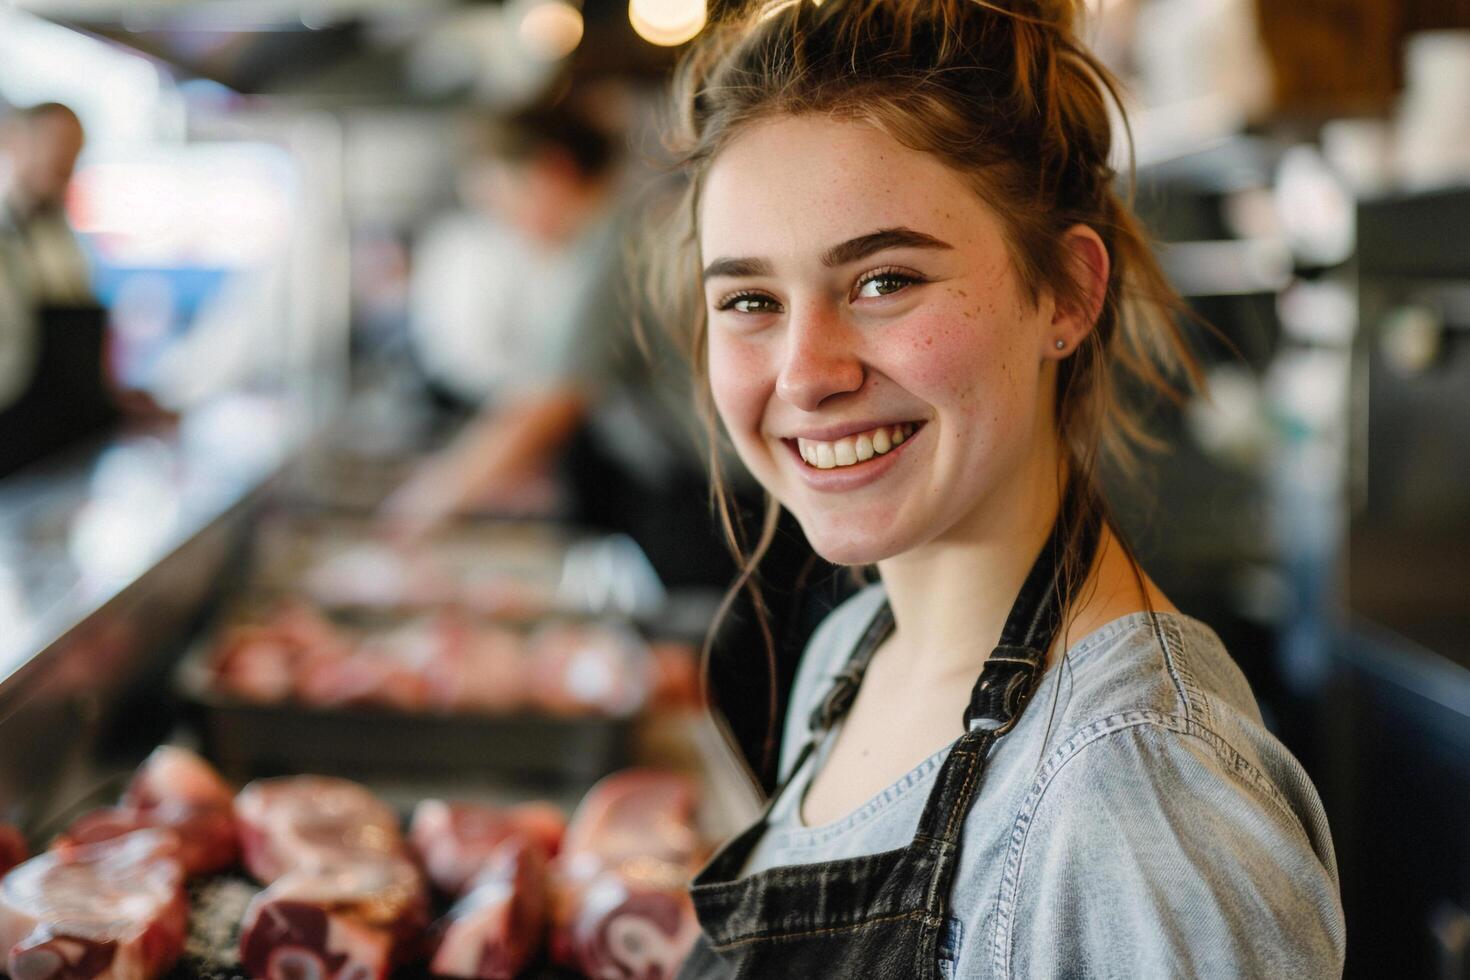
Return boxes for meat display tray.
[176,681,635,788]
[173,609,645,787]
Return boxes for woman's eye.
[716,292,781,315]
[854,270,921,300]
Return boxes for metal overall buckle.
[964,644,1045,736]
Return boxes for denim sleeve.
[991,714,1345,979]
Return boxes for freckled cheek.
[884,314,1008,405]
[707,334,773,445]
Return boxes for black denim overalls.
[678,495,1102,980]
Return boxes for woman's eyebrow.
[702,256,774,281]
[821,227,953,267]
[702,226,952,282]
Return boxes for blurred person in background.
[0,100,119,476]
[387,99,630,526]
[0,102,90,308]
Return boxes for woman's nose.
[775,301,865,411]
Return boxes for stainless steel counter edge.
[0,395,307,831]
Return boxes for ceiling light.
[628,0,705,46]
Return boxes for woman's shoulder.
[1034,612,1333,850]
[978,613,1346,977]
[1048,611,1263,733]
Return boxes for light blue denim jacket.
[741,584,1346,978]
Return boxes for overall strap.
[754,599,894,817]
[914,484,1104,853]
[808,600,895,736]
[964,493,1103,734]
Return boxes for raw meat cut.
[234,777,404,886]
[211,602,656,719]
[409,801,565,898]
[295,649,431,712]
[429,835,547,979]
[526,624,652,718]
[559,770,700,868]
[550,771,703,979]
[213,604,353,705]
[123,746,236,812]
[238,856,429,980]
[0,829,188,980]
[233,777,430,978]
[54,747,239,877]
[501,802,567,863]
[55,802,237,878]
[421,619,527,714]
[0,824,27,878]
[551,862,701,980]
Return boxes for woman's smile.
[777,421,926,491]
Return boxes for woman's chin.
[799,519,908,567]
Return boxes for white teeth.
[796,423,917,470]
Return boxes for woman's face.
[698,114,1073,565]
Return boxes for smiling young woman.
[644,0,1347,977]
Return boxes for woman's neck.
[875,480,1175,689]
[875,459,1063,686]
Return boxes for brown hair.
[461,103,618,180]
[643,0,1205,782]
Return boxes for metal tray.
[175,639,635,787]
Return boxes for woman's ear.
[1045,223,1110,359]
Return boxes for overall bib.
[679,490,1102,979]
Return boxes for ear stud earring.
[1054,339,1066,350]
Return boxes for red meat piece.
[123,745,235,812]
[559,770,700,868]
[295,650,430,712]
[550,861,701,980]
[234,777,404,886]
[429,836,548,979]
[526,624,652,718]
[238,856,429,980]
[408,801,566,898]
[504,802,567,862]
[549,771,703,979]
[421,620,527,715]
[55,802,236,878]
[0,830,188,980]
[213,604,353,705]
[54,747,239,877]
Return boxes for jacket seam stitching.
[990,710,1307,978]
[1155,613,1210,726]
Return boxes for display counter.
[0,394,305,829]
